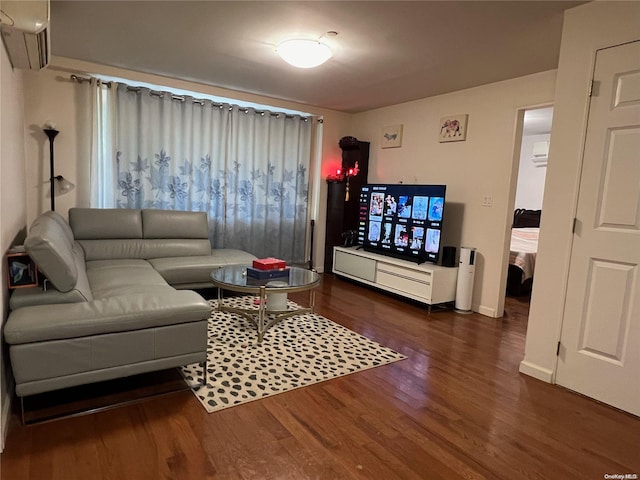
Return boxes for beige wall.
[0,44,27,450]
[515,133,549,210]
[520,0,640,382]
[21,57,352,271]
[351,71,556,317]
[22,67,93,224]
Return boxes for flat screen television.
[358,184,446,264]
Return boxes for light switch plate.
[482,195,493,207]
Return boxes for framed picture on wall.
[439,114,468,142]
[7,252,39,289]
[381,124,403,148]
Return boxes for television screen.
[358,184,446,264]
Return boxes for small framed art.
[381,124,403,148]
[7,252,39,289]
[439,114,468,142]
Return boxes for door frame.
[499,103,553,318]
[518,2,640,386]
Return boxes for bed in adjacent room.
[507,209,541,296]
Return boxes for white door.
[556,40,640,416]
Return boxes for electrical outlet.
[481,195,493,207]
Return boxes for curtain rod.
[69,74,318,122]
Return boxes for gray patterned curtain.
[92,82,311,263]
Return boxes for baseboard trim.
[519,360,554,383]
[477,305,497,318]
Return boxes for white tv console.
[332,246,458,311]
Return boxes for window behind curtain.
[91,82,312,263]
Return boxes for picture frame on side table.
[7,253,39,289]
[381,124,403,148]
[439,114,468,142]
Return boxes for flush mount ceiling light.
[276,32,336,68]
[277,39,332,68]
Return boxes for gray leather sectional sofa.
[4,208,256,400]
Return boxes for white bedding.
[509,227,539,282]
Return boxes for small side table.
[6,248,39,289]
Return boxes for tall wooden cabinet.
[323,140,369,272]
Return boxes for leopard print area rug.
[181,297,406,413]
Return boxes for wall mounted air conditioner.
[0,0,50,70]
[531,140,549,165]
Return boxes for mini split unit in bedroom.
[531,140,549,165]
[0,0,50,70]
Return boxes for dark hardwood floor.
[2,274,638,479]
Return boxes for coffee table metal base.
[216,286,316,343]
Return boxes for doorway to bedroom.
[506,106,553,306]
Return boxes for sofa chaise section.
[5,291,208,397]
[4,208,257,401]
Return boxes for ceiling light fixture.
[277,32,337,69]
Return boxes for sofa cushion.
[148,249,257,285]
[9,286,88,310]
[85,259,172,299]
[4,290,211,345]
[69,208,143,239]
[11,242,93,309]
[24,213,78,292]
[78,238,212,261]
[142,209,209,239]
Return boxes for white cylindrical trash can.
[266,281,288,311]
[455,247,476,313]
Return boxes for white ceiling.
[49,1,586,114]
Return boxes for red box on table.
[252,257,287,271]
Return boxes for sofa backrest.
[142,209,209,239]
[24,212,91,300]
[70,208,143,239]
[68,208,211,261]
[25,211,77,292]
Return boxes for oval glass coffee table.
[210,265,321,342]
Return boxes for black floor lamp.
[43,123,74,212]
